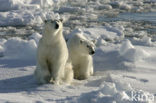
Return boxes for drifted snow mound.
[132,36,153,46]
[119,40,150,62]
[3,37,37,61]
[76,81,153,103]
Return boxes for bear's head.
[69,34,96,55]
[79,39,96,55]
[44,19,63,36]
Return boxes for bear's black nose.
[55,22,59,29]
[91,51,95,54]
[90,50,95,55]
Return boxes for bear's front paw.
[50,78,60,85]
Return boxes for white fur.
[67,33,95,80]
[34,20,73,85]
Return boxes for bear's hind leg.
[50,62,65,85]
[34,63,51,84]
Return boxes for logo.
[130,90,154,102]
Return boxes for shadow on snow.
[0,58,36,68]
[0,75,40,93]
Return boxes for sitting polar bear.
[67,33,96,80]
[34,19,73,85]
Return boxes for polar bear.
[34,19,73,85]
[67,33,95,80]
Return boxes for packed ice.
[0,0,156,103]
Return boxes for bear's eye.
[87,45,90,48]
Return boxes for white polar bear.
[67,33,95,80]
[34,19,73,85]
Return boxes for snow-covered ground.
[0,0,156,103]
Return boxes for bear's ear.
[80,39,84,44]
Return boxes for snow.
[76,81,153,103]
[0,0,67,26]
[59,7,83,13]
[0,27,156,102]
[0,9,61,26]
[119,40,150,62]
[97,5,113,10]
[0,0,67,12]
[82,26,124,42]
[28,32,42,44]
[0,0,156,103]
[3,37,37,61]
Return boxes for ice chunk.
[29,32,42,45]
[119,40,150,62]
[120,39,134,56]
[100,82,117,95]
